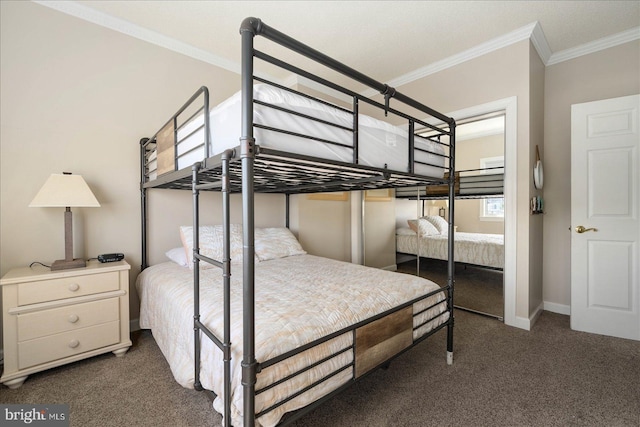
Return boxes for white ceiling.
[40,1,639,92]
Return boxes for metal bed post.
[446,122,456,366]
[221,151,233,427]
[139,138,149,271]
[172,117,179,173]
[415,186,421,277]
[285,194,290,229]
[352,96,359,164]
[192,164,203,390]
[408,121,415,174]
[240,17,258,427]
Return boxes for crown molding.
[530,22,552,65]
[547,26,640,66]
[361,22,540,97]
[33,0,241,74]
[33,1,640,95]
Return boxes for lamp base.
[51,258,87,271]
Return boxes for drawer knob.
[68,283,80,292]
[68,314,79,323]
[68,339,80,349]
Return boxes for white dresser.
[1,260,131,389]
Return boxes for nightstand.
[1,260,131,389]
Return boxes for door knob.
[575,225,597,233]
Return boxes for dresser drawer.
[18,321,120,370]
[17,298,120,341]
[17,271,120,306]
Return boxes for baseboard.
[543,301,571,315]
[511,302,544,331]
[530,302,544,327]
[383,264,397,271]
[511,315,532,331]
[130,318,141,332]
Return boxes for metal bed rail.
[139,86,212,270]
[140,87,211,183]
[275,303,451,426]
[250,57,452,178]
[395,166,504,200]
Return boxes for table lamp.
[430,200,448,218]
[29,172,100,270]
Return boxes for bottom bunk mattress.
[136,254,449,426]
[397,228,504,269]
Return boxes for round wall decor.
[533,146,543,190]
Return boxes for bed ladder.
[191,150,235,427]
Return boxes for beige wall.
[364,191,396,269]
[529,42,546,315]
[296,193,352,262]
[543,41,640,311]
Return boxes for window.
[483,197,505,218]
[480,156,504,221]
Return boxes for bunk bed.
[138,17,456,427]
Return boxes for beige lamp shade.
[429,200,448,217]
[29,173,99,270]
[29,173,100,208]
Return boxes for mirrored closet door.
[392,114,506,320]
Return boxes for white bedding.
[136,255,448,426]
[148,84,445,179]
[397,228,504,269]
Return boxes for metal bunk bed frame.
[140,17,457,427]
[395,167,505,201]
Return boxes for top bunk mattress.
[149,84,446,180]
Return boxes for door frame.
[444,97,518,328]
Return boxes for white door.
[571,94,640,340]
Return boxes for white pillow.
[254,227,306,261]
[179,224,244,269]
[407,219,439,236]
[396,227,416,236]
[165,247,188,267]
[422,215,449,235]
